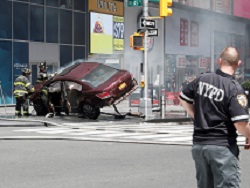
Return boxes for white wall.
[165,8,211,56]
[164,8,246,56]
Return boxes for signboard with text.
[113,16,124,52]
[234,0,250,19]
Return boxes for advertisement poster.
[113,16,124,53]
[0,41,12,104]
[190,21,199,47]
[180,18,188,46]
[199,57,210,69]
[234,0,250,19]
[90,12,113,54]
[176,55,187,67]
[212,0,232,15]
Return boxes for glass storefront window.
[60,45,72,67]
[46,8,58,43]
[46,0,59,7]
[0,1,12,39]
[0,41,12,104]
[30,5,44,42]
[60,10,72,44]
[74,0,86,12]
[74,12,85,45]
[60,0,72,9]
[74,46,86,60]
[31,0,44,5]
[14,2,28,40]
[13,42,29,80]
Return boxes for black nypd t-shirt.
[180,69,249,146]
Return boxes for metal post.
[161,87,166,119]
[143,0,152,120]
[210,14,214,72]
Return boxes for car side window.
[65,81,82,91]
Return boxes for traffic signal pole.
[143,0,152,120]
[129,0,173,120]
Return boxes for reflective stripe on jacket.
[13,75,34,97]
[36,72,48,83]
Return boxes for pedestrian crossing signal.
[130,32,144,50]
[140,80,145,88]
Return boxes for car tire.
[82,103,100,120]
[33,101,48,116]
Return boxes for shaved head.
[220,47,240,66]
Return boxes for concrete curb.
[0,135,193,146]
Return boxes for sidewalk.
[0,101,191,124]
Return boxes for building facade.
[0,0,125,105]
[124,0,250,93]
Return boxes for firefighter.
[36,61,48,83]
[13,68,34,116]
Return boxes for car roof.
[57,62,100,80]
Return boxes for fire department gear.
[13,74,34,116]
[36,72,48,83]
[21,68,32,74]
[37,62,49,83]
[39,61,48,69]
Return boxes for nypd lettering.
[197,82,224,101]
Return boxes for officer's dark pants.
[15,96,29,115]
[192,144,241,188]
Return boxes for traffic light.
[130,32,144,50]
[160,0,173,17]
[140,80,145,88]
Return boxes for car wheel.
[82,104,100,120]
[33,101,48,116]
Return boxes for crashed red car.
[31,62,138,120]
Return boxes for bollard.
[161,88,166,119]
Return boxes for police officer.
[179,47,250,188]
[36,61,48,83]
[13,68,34,116]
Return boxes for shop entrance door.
[29,42,59,85]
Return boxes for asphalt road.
[1,140,250,188]
[0,105,250,188]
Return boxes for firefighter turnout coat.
[14,75,34,98]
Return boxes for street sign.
[127,0,143,7]
[140,18,156,28]
[148,29,158,36]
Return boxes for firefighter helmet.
[21,68,32,74]
[39,61,48,69]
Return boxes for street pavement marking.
[12,124,246,146]
[67,131,119,136]
[95,132,144,137]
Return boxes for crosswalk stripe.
[11,123,247,146]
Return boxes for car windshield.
[81,64,118,88]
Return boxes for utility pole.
[143,0,152,120]
[129,0,173,120]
